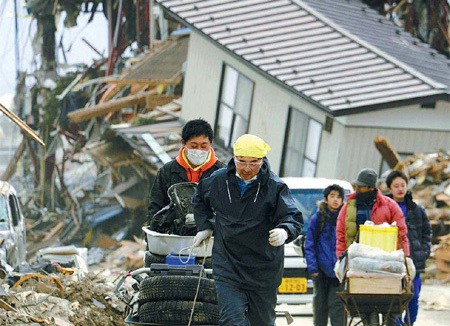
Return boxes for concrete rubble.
[0,239,145,325]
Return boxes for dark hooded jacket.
[147,153,224,223]
[386,192,431,272]
[193,158,303,290]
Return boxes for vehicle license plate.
[278,277,307,293]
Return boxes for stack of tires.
[138,275,219,325]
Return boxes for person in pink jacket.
[336,168,410,259]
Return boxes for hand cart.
[336,225,416,326]
[338,290,413,326]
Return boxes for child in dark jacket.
[386,170,431,326]
[305,184,345,326]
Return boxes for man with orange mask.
[192,134,303,326]
[147,119,224,224]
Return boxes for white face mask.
[186,148,209,166]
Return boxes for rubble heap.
[0,271,129,326]
[375,137,450,241]
[375,137,450,283]
[429,234,450,283]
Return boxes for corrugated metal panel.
[338,127,450,180]
[123,36,189,82]
[156,0,448,115]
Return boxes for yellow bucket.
[359,224,398,252]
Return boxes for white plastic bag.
[349,257,406,274]
[334,251,348,283]
[348,242,404,262]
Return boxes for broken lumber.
[67,90,158,123]
[0,102,45,146]
[374,136,402,170]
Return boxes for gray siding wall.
[337,127,450,180]
[182,32,330,174]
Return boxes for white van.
[278,177,353,304]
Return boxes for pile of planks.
[431,234,450,283]
[375,137,449,239]
[405,151,450,234]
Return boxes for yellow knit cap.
[233,134,271,158]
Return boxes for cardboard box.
[348,277,402,294]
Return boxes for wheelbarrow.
[338,291,413,326]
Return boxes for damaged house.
[156,0,450,180]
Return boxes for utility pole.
[37,13,56,73]
[14,0,19,83]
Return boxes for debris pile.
[375,137,450,242]
[0,237,145,325]
[428,234,450,283]
[0,270,129,326]
[403,151,450,240]
[375,137,449,283]
[1,36,194,265]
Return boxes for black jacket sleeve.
[419,205,432,258]
[147,168,169,223]
[192,179,215,231]
[273,183,304,242]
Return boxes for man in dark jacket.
[192,134,303,326]
[305,184,345,326]
[147,118,225,224]
[386,170,431,326]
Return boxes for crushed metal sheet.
[105,36,190,85]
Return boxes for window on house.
[281,108,322,177]
[215,65,254,149]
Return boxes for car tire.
[144,251,166,267]
[138,300,219,325]
[139,275,218,304]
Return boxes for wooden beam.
[145,94,179,110]
[0,102,45,146]
[67,90,158,123]
[103,74,182,86]
[374,136,401,169]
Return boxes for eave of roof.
[156,0,448,116]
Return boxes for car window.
[290,188,351,234]
[290,189,323,234]
[8,195,19,227]
[0,195,9,231]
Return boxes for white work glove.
[193,229,213,247]
[269,228,288,247]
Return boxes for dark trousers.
[214,279,277,326]
[313,272,345,326]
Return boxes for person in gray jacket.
[192,134,303,326]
